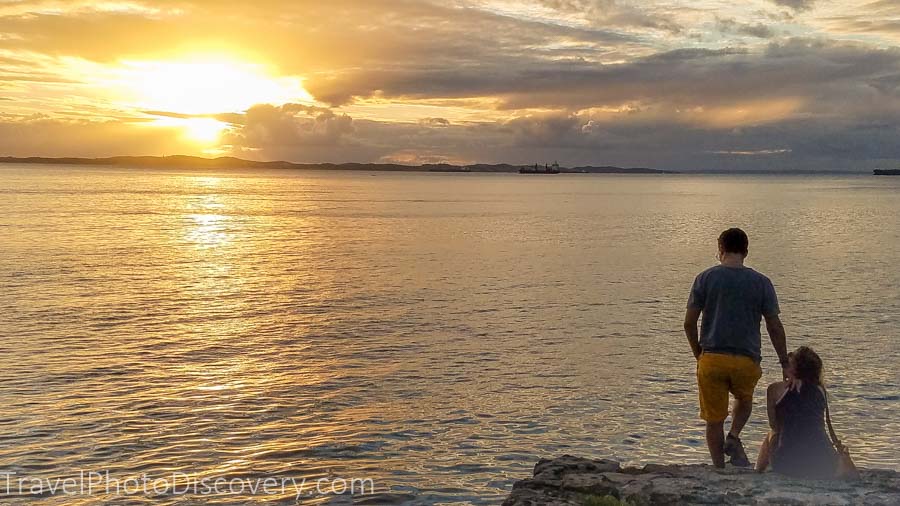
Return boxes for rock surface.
[502,455,900,505]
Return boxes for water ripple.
[0,168,898,504]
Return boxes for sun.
[147,116,229,144]
[183,118,228,143]
[119,56,308,114]
[110,54,311,144]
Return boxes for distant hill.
[0,155,677,174]
[569,165,677,174]
[873,169,900,175]
[0,155,420,171]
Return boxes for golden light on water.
[184,178,230,247]
[186,213,229,247]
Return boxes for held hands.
[781,362,803,392]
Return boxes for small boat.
[520,162,560,174]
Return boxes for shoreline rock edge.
[501,455,900,505]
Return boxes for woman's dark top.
[771,384,839,479]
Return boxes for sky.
[1,0,900,170]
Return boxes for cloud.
[532,0,684,33]
[824,2,900,39]
[223,98,900,171]
[771,0,816,11]
[506,113,584,147]
[378,149,461,165]
[0,1,638,71]
[0,116,200,157]
[304,38,900,128]
[3,0,900,170]
[495,111,900,170]
[222,104,354,150]
[5,102,900,171]
[418,117,451,127]
[716,18,776,38]
[709,149,792,155]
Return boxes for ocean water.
[1,165,898,504]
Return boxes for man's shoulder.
[695,265,734,282]
[745,267,774,284]
[695,265,775,286]
[696,265,723,278]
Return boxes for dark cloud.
[716,18,776,38]
[4,106,900,171]
[304,38,900,123]
[772,0,816,11]
[223,103,354,149]
[492,112,900,171]
[505,114,584,148]
[535,0,683,33]
[219,102,900,170]
[418,117,451,127]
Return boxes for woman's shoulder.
[768,380,823,405]
[767,380,790,402]
[777,381,827,406]
[767,380,789,393]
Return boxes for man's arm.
[684,307,702,360]
[764,314,789,373]
[761,278,787,368]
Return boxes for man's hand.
[783,377,802,393]
[782,362,800,392]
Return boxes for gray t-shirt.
[687,265,780,362]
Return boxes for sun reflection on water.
[185,213,230,247]
[183,178,231,248]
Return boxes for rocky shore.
[502,455,900,505]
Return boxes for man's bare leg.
[705,421,726,468]
[729,396,752,438]
[723,396,753,467]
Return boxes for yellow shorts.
[696,352,762,423]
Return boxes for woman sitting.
[755,346,852,479]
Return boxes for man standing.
[684,228,789,468]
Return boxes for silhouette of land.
[874,169,900,175]
[0,155,677,174]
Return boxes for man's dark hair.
[718,228,749,256]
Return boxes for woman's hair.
[790,346,824,385]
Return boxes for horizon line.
[0,154,881,175]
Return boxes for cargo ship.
[520,162,560,174]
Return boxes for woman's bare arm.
[767,381,787,431]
